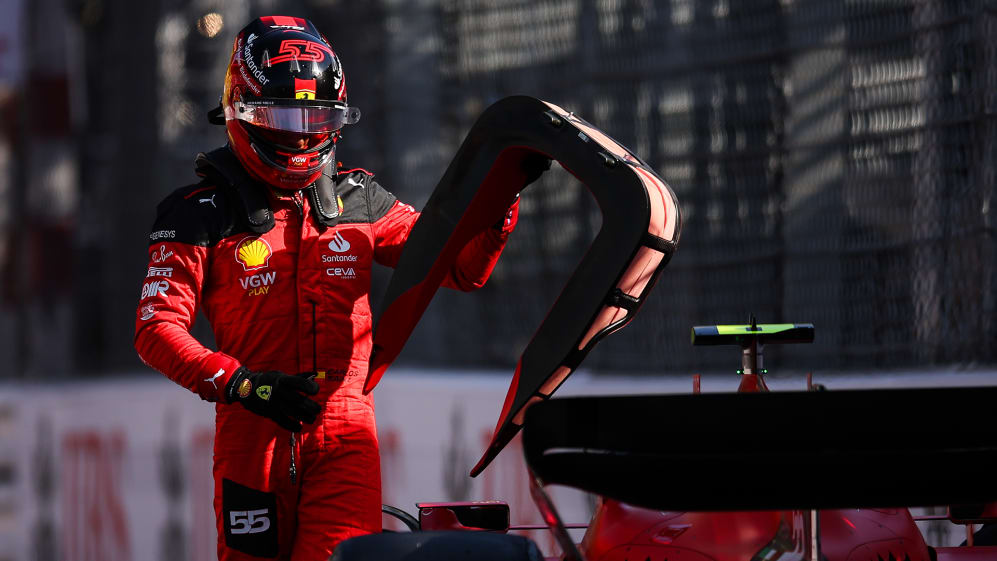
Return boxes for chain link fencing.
[5,0,995,376]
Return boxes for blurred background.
[2,0,997,559]
[3,0,997,379]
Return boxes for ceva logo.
[328,232,350,253]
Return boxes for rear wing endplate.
[360,96,682,476]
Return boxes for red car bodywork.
[580,502,935,561]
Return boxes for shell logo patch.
[235,236,272,271]
[237,378,252,399]
[295,78,316,100]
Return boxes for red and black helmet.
[222,16,360,189]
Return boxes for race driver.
[134,16,545,560]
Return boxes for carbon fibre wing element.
[361,96,682,476]
[523,388,997,511]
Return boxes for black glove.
[225,367,321,432]
[522,152,552,187]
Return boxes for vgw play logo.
[240,271,277,296]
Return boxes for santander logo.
[328,232,351,253]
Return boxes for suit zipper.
[290,302,319,486]
[312,302,318,372]
[292,190,304,216]
[289,433,297,484]
[289,189,304,485]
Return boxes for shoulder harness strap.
[306,171,341,229]
[195,147,274,234]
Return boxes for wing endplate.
[362,96,682,477]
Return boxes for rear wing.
[691,323,814,346]
[522,387,997,511]
[360,96,681,476]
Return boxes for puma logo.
[199,194,217,208]
[203,368,226,389]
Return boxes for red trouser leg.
[214,445,299,560]
[290,424,382,561]
[212,409,382,561]
[214,411,298,560]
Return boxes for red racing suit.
[134,148,517,560]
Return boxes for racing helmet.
[222,16,360,189]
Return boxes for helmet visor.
[227,98,361,134]
[245,123,332,151]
